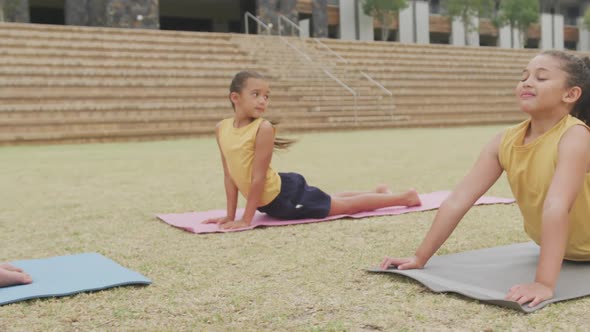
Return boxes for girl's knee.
[328,197,352,215]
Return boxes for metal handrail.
[278,36,358,119]
[311,38,395,117]
[322,67,358,97]
[278,15,303,37]
[244,12,270,35]
[244,12,393,124]
[360,71,392,97]
[362,71,395,118]
[322,69,356,97]
[322,68,358,122]
[312,39,393,100]
[280,37,312,61]
[313,38,348,63]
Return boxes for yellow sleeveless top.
[499,115,590,260]
[218,117,281,206]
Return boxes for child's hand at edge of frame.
[505,282,554,308]
[201,216,233,225]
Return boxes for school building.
[2,0,590,50]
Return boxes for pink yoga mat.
[156,191,514,234]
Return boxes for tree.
[495,0,539,48]
[584,6,590,30]
[443,0,495,45]
[0,0,29,22]
[361,0,408,41]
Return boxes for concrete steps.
[0,114,526,146]
[0,23,538,145]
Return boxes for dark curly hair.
[542,50,590,125]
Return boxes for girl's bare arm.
[507,125,590,307]
[382,132,504,269]
[202,124,238,224]
[236,120,274,225]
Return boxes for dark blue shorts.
[257,172,332,220]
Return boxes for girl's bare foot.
[0,267,32,288]
[375,184,392,194]
[403,189,421,207]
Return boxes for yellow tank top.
[218,117,281,206]
[499,115,590,260]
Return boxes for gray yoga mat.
[370,242,590,312]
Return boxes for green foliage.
[496,0,539,32]
[584,7,590,30]
[442,0,494,45]
[444,0,494,20]
[361,0,408,17]
[1,0,23,21]
[361,0,409,40]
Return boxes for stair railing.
[244,12,271,35]
[276,15,394,119]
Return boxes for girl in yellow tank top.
[381,51,590,308]
[202,71,421,229]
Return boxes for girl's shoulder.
[566,115,590,131]
[215,118,234,137]
[561,120,590,145]
[216,118,234,129]
[554,116,590,144]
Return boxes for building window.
[565,40,577,50]
[564,6,580,26]
[430,0,440,14]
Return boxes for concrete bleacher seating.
[0,22,536,145]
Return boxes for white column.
[415,0,430,44]
[512,27,523,48]
[553,14,564,50]
[467,16,479,46]
[541,13,553,49]
[399,5,414,43]
[578,17,590,52]
[498,25,512,48]
[299,19,310,38]
[451,17,465,46]
[357,0,374,41]
[451,15,479,46]
[339,0,356,40]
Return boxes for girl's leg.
[0,266,32,288]
[328,189,420,216]
[332,184,392,198]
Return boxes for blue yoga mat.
[0,253,151,306]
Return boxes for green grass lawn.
[0,125,585,331]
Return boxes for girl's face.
[231,78,270,118]
[516,54,572,115]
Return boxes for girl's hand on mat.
[220,220,251,229]
[202,216,233,225]
[380,256,424,270]
[505,282,553,307]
